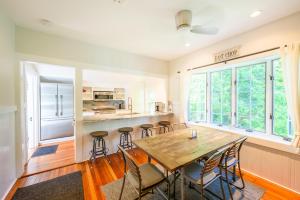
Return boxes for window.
[188,73,206,122]
[210,69,232,126]
[187,56,292,140]
[272,59,292,138]
[236,63,266,132]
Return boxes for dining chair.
[118,145,169,200]
[182,150,226,200]
[220,136,247,200]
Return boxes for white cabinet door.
[58,84,74,118]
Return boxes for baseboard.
[39,136,74,145]
[2,178,17,200]
[241,168,300,195]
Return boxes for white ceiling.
[2,0,300,60]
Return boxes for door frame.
[23,62,40,162]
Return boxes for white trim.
[39,136,74,145]
[241,168,300,195]
[1,178,17,200]
[0,106,17,115]
[189,122,300,155]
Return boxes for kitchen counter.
[80,110,174,160]
[82,111,173,122]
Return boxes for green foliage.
[236,63,266,132]
[188,73,206,122]
[188,59,291,138]
[273,59,291,138]
[211,69,232,125]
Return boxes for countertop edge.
[82,112,173,123]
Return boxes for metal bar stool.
[158,121,172,133]
[118,127,134,150]
[140,124,153,138]
[89,131,110,162]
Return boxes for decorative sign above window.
[214,46,241,62]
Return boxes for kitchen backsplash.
[83,100,125,111]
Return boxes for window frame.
[271,59,293,139]
[235,62,267,133]
[187,72,207,123]
[187,54,292,140]
[209,68,233,126]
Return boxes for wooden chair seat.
[90,131,108,138]
[140,124,154,129]
[118,127,133,133]
[127,163,165,189]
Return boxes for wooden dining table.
[133,126,245,200]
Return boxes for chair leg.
[149,128,153,136]
[219,177,226,200]
[237,163,245,189]
[233,165,236,182]
[119,175,126,200]
[200,186,205,200]
[225,168,233,200]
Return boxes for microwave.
[93,91,114,101]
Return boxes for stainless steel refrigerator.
[40,83,74,141]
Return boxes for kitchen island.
[81,111,174,160]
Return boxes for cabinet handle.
[60,95,63,116]
[55,95,58,116]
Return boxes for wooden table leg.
[148,155,151,163]
[181,168,185,200]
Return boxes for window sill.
[188,122,300,156]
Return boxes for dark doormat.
[32,145,58,157]
[12,171,84,200]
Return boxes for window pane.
[210,69,232,125]
[188,73,207,122]
[272,59,292,138]
[236,63,266,132]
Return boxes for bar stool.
[158,121,172,133]
[118,127,134,150]
[89,131,109,162]
[140,124,153,138]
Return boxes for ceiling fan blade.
[191,25,218,35]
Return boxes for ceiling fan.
[175,10,219,35]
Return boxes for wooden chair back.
[118,145,141,184]
[202,150,223,175]
[224,136,247,166]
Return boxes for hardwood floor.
[23,140,75,176]
[6,148,300,200]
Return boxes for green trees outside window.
[273,59,292,138]
[211,69,232,126]
[188,73,206,122]
[187,57,292,139]
[236,63,266,132]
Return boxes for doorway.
[23,61,76,176]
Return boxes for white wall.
[0,10,16,200]
[169,12,300,193]
[15,26,169,165]
[15,26,168,76]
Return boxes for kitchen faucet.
[128,97,133,114]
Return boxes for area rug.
[102,173,264,200]
[12,171,84,200]
[31,145,58,157]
